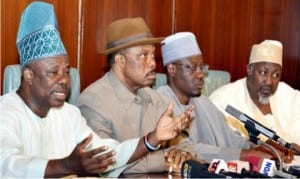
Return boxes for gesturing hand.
[155,102,194,142]
[62,134,116,176]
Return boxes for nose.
[148,55,156,69]
[264,74,273,85]
[58,72,71,87]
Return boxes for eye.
[48,70,58,75]
[272,73,280,78]
[139,53,147,59]
[259,70,267,76]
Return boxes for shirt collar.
[107,70,153,109]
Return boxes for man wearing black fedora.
[77,17,196,174]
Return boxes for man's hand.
[45,134,116,177]
[154,102,194,142]
[164,148,193,174]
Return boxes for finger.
[85,145,110,158]
[83,151,116,171]
[185,105,195,116]
[92,155,116,171]
[172,150,186,169]
[163,101,174,117]
[166,149,177,162]
[77,134,93,152]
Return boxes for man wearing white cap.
[157,32,273,161]
[0,2,192,178]
[210,40,300,146]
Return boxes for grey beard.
[258,94,270,105]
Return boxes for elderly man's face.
[246,62,282,104]
[26,56,71,109]
[171,55,205,98]
[119,44,157,91]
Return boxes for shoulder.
[274,82,300,102]
[77,74,115,106]
[0,92,25,112]
[143,87,166,104]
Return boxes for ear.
[167,64,176,77]
[246,65,251,76]
[114,53,125,67]
[23,67,33,85]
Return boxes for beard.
[258,93,270,105]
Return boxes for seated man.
[0,2,192,178]
[209,40,300,147]
[77,17,196,174]
[156,32,272,162]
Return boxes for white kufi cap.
[161,32,201,66]
[249,40,282,66]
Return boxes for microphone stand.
[244,119,283,170]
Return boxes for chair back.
[3,64,80,104]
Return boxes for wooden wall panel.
[0,0,79,94]
[175,0,251,80]
[80,0,173,90]
[175,0,300,89]
[2,0,299,95]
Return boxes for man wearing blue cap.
[0,2,192,178]
[157,32,274,162]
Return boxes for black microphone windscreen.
[181,160,226,178]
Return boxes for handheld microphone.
[181,160,227,178]
[225,105,292,149]
[208,159,228,174]
[227,160,250,174]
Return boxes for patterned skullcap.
[16,1,67,68]
[249,40,282,66]
[161,32,201,66]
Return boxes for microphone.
[181,160,227,178]
[227,159,270,178]
[225,105,293,149]
[227,160,250,174]
[208,159,228,174]
[246,156,297,178]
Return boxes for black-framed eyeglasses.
[173,63,209,74]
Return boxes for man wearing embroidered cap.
[210,40,300,147]
[77,17,195,174]
[0,3,192,178]
[157,32,275,161]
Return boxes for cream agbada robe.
[209,78,300,144]
[0,92,138,178]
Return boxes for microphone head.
[259,158,276,176]
[208,159,228,174]
[181,160,206,178]
[227,160,250,174]
[244,156,262,172]
[181,160,226,178]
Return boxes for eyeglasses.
[173,63,209,74]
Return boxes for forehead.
[125,44,155,53]
[31,55,69,67]
[178,55,204,64]
[253,62,281,70]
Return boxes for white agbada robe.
[0,92,138,178]
[210,78,300,144]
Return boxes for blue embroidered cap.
[16,1,67,68]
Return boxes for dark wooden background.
[1,0,299,94]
